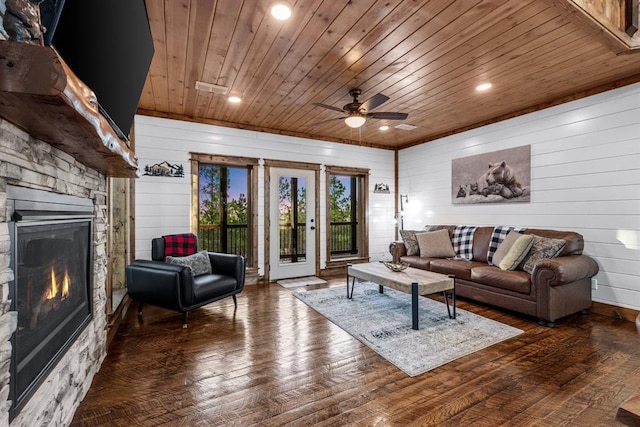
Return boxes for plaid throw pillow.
[452,226,477,260]
[163,233,197,258]
[487,226,527,265]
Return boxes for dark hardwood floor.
[71,280,640,426]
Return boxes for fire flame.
[48,267,70,300]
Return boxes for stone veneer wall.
[0,118,108,426]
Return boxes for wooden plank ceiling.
[138,0,640,150]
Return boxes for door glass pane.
[329,174,360,259]
[279,175,306,264]
[198,165,248,257]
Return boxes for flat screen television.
[40,0,155,141]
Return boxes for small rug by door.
[277,276,327,288]
[294,282,523,377]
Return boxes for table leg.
[412,282,419,330]
[379,284,384,294]
[444,275,457,319]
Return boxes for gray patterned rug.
[294,282,523,377]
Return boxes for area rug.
[294,282,523,376]
[278,276,327,288]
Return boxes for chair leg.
[182,311,189,329]
[232,294,237,306]
[138,301,144,316]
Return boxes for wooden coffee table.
[347,262,456,330]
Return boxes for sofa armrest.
[208,253,246,291]
[126,259,194,310]
[389,241,407,263]
[532,255,599,286]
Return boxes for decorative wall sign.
[374,183,390,193]
[143,161,184,177]
[452,145,530,204]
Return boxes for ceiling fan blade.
[368,112,408,120]
[312,102,345,113]
[309,117,346,126]
[360,93,389,112]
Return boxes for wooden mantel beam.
[0,41,138,178]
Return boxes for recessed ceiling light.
[379,125,390,131]
[228,96,242,103]
[271,2,292,20]
[476,83,493,92]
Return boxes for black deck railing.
[198,221,358,259]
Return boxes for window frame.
[190,153,259,275]
[324,165,369,267]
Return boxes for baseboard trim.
[591,301,639,323]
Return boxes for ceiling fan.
[312,89,408,129]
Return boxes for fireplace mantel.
[0,41,138,178]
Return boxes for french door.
[269,168,316,280]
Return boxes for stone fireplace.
[0,118,109,426]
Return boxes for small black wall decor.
[143,161,184,177]
[374,183,390,193]
[452,145,530,204]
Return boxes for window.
[191,154,258,271]
[325,166,368,262]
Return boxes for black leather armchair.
[126,236,246,328]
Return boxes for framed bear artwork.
[451,145,530,204]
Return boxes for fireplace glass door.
[10,218,93,412]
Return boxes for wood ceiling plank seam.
[357,1,547,112]
[375,9,568,115]
[398,64,640,148]
[195,0,247,118]
[257,0,405,129]
[165,0,192,115]
[316,0,542,129]
[295,0,462,127]
[182,0,219,117]
[142,0,170,112]
[281,0,456,131]
[196,2,280,118]
[231,0,353,125]
[276,0,435,120]
[409,30,603,119]
[380,16,582,119]
[224,0,344,124]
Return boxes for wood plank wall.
[132,117,396,278]
[398,82,640,312]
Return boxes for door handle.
[310,226,316,230]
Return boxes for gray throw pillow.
[165,251,212,276]
[416,229,456,258]
[518,236,566,274]
[399,229,421,256]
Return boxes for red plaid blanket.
[163,233,197,258]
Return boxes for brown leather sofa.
[390,226,599,326]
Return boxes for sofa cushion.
[498,234,534,271]
[399,229,422,256]
[416,229,456,258]
[518,235,566,273]
[471,266,531,294]
[193,273,237,302]
[163,233,198,258]
[165,251,212,276]
[452,226,478,260]
[399,255,432,270]
[429,259,486,281]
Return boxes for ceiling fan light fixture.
[345,115,366,128]
[271,1,292,20]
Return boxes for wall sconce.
[398,194,408,230]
